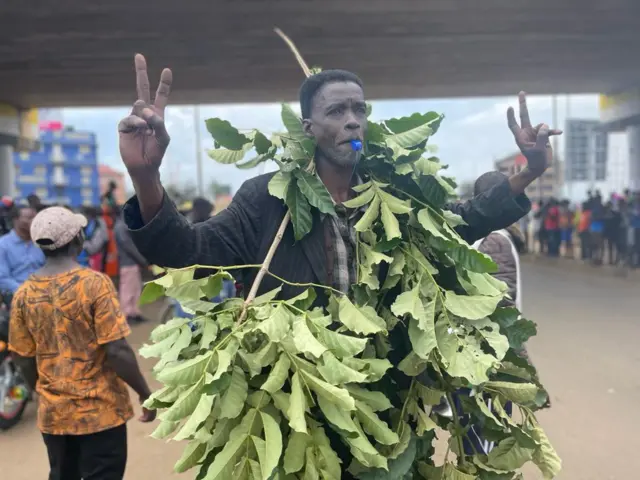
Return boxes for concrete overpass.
[1,0,640,108]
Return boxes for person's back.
[9,206,155,480]
[12,268,133,434]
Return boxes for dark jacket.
[124,172,530,301]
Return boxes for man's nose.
[345,114,360,131]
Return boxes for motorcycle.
[0,292,30,430]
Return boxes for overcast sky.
[57,93,601,194]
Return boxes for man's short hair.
[473,171,509,197]
[299,69,364,119]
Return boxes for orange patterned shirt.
[9,268,134,435]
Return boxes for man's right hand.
[118,54,172,180]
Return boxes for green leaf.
[342,186,375,209]
[337,296,387,335]
[156,352,213,386]
[473,318,509,360]
[474,394,504,429]
[150,420,180,440]
[444,291,502,320]
[484,381,539,405]
[174,440,207,473]
[442,210,467,227]
[268,172,291,200]
[205,118,250,149]
[487,437,534,471]
[284,431,311,474]
[140,282,165,305]
[204,432,249,479]
[408,316,438,360]
[251,130,273,154]
[384,121,433,149]
[317,394,359,436]
[200,318,219,350]
[385,112,442,135]
[318,352,368,384]
[160,379,205,421]
[435,319,497,385]
[346,386,393,412]
[377,188,413,214]
[341,357,392,382]
[285,181,313,241]
[300,369,355,411]
[281,104,306,140]
[391,284,424,324]
[417,208,448,240]
[442,463,477,480]
[139,329,179,359]
[207,143,252,164]
[288,372,308,433]
[355,400,399,445]
[354,195,381,232]
[258,412,283,480]
[260,353,291,393]
[312,325,368,358]
[380,202,401,240]
[173,393,215,441]
[219,366,248,419]
[295,170,335,216]
[256,303,292,343]
[529,424,562,479]
[292,315,327,359]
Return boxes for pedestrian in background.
[114,207,149,324]
[8,206,155,480]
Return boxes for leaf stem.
[445,391,467,467]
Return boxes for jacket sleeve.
[123,179,263,269]
[477,233,517,307]
[446,176,531,244]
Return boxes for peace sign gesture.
[119,54,173,178]
[507,92,562,176]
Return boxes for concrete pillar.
[0,144,16,197]
[628,124,640,191]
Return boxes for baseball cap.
[30,206,87,250]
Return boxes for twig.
[236,28,313,325]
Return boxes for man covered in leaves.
[119,54,560,473]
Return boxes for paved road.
[2,260,639,479]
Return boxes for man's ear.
[302,119,315,139]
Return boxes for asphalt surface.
[2,259,639,479]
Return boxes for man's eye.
[329,107,344,116]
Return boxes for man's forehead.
[315,81,365,105]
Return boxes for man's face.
[303,82,367,168]
[15,208,36,238]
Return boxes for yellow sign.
[599,87,640,111]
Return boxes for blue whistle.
[350,140,363,151]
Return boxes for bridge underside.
[1,1,639,107]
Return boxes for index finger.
[154,68,173,113]
[518,91,532,129]
[134,54,151,104]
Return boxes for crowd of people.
[520,189,640,267]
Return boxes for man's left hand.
[507,92,563,176]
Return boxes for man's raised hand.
[118,54,173,178]
[507,92,562,176]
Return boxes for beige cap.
[31,206,88,250]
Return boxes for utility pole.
[551,94,559,199]
[194,105,204,197]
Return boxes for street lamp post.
[194,105,204,197]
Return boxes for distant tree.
[208,180,232,197]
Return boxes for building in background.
[599,87,640,192]
[98,165,127,205]
[495,152,561,201]
[13,125,101,207]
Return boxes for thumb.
[535,124,550,149]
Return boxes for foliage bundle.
[138,33,560,480]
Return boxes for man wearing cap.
[9,206,155,480]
